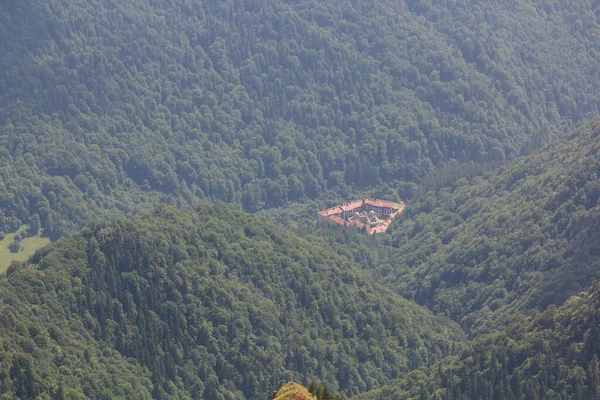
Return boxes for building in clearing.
[317,198,406,235]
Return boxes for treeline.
[309,382,347,400]
[0,204,464,399]
[1,0,600,237]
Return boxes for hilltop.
[0,204,463,399]
[273,382,346,400]
[273,382,317,400]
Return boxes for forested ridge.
[0,204,463,399]
[2,124,600,399]
[263,119,600,340]
[2,0,600,398]
[256,118,600,398]
[1,0,600,238]
[379,119,600,335]
[355,282,600,400]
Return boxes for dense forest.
[2,124,599,399]
[0,204,463,399]
[382,119,600,335]
[355,281,600,400]
[265,119,600,337]
[2,0,600,398]
[1,0,600,238]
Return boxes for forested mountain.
[379,119,600,334]
[354,282,600,400]
[2,0,600,238]
[3,0,600,398]
[0,204,463,399]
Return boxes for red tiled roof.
[318,207,342,217]
[318,199,405,235]
[365,199,398,209]
[329,215,346,225]
[340,201,364,212]
[318,200,365,216]
[369,220,391,234]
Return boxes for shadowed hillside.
[1,0,599,238]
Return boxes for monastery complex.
[317,198,406,235]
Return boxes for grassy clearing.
[0,225,51,274]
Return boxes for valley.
[1,0,600,398]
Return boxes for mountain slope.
[1,0,600,237]
[274,383,317,400]
[0,204,464,399]
[273,382,346,400]
[354,282,600,400]
[383,119,600,334]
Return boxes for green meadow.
[0,225,50,274]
